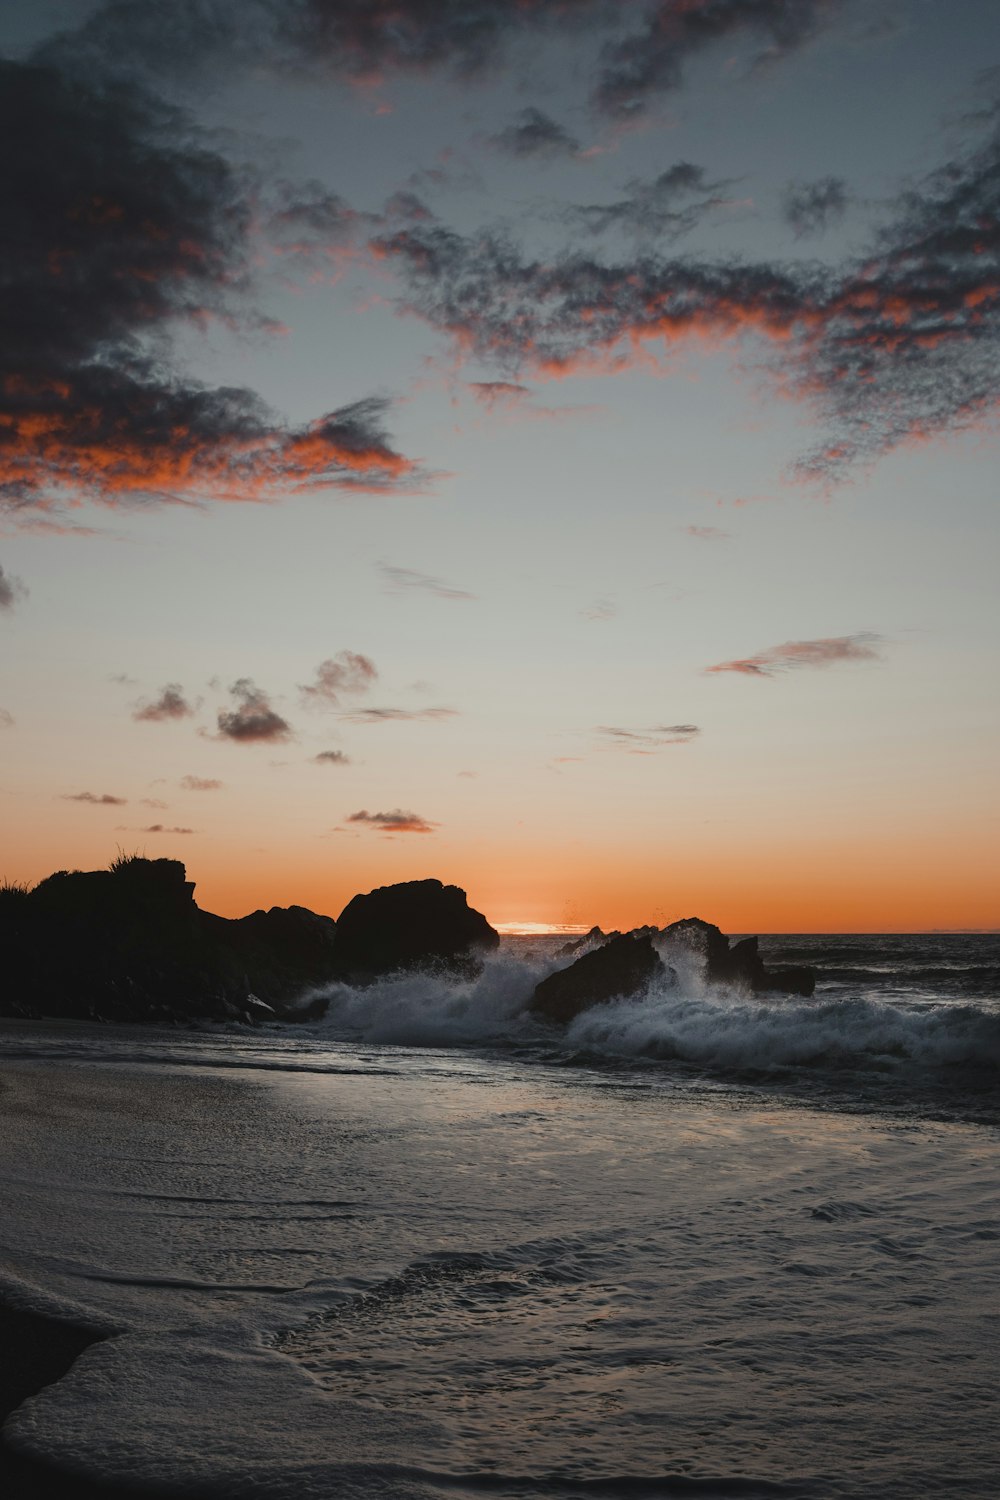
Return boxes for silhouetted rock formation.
[532,933,669,1024]
[661,917,815,996]
[333,878,499,982]
[0,857,338,1024]
[555,925,608,958]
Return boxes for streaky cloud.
[468,381,533,411]
[180,775,223,791]
[569,162,736,241]
[61,791,127,805]
[596,723,700,751]
[347,808,437,834]
[341,706,459,723]
[581,599,617,621]
[313,750,351,765]
[706,634,883,675]
[379,564,476,601]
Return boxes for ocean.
[1,932,998,1499]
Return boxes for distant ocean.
[2,932,998,1499]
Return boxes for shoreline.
[2,1029,998,1499]
[0,1305,153,1500]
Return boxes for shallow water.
[1,934,998,1498]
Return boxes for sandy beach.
[2,1021,998,1499]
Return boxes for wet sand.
[2,1040,998,1500]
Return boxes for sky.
[1,0,998,933]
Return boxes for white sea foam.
[2,1045,998,1498]
[305,947,559,1047]
[566,982,1000,1070]
[298,943,1000,1076]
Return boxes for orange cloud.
[346,809,437,834]
[706,634,884,676]
[61,791,127,805]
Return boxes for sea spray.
[298,936,1000,1080]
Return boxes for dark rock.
[660,916,815,996]
[761,965,816,997]
[333,878,499,982]
[531,933,669,1024]
[0,857,340,1025]
[555,925,607,958]
[222,903,339,1014]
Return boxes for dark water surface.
[1,934,997,1498]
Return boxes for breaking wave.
[303,936,1000,1087]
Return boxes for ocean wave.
[565,986,1000,1072]
[303,953,1000,1078]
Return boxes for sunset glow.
[1,1,998,934]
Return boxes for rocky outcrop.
[555,925,608,958]
[661,917,815,996]
[332,878,499,982]
[0,857,338,1024]
[532,933,669,1024]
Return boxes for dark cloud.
[0,709,14,729]
[782,175,849,237]
[138,824,195,834]
[791,99,1000,482]
[379,564,476,600]
[491,107,581,159]
[45,1,846,119]
[132,684,195,723]
[179,775,223,790]
[0,564,28,611]
[0,56,416,522]
[596,723,700,751]
[216,679,293,742]
[61,791,127,805]
[706,634,883,675]
[570,163,735,241]
[270,180,365,246]
[341,706,459,723]
[346,808,437,834]
[376,80,1000,482]
[299,652,377,707]
[267,179,433,269]
[313,750,351,765]
[592,0,845,118]
[375,220,810,371]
